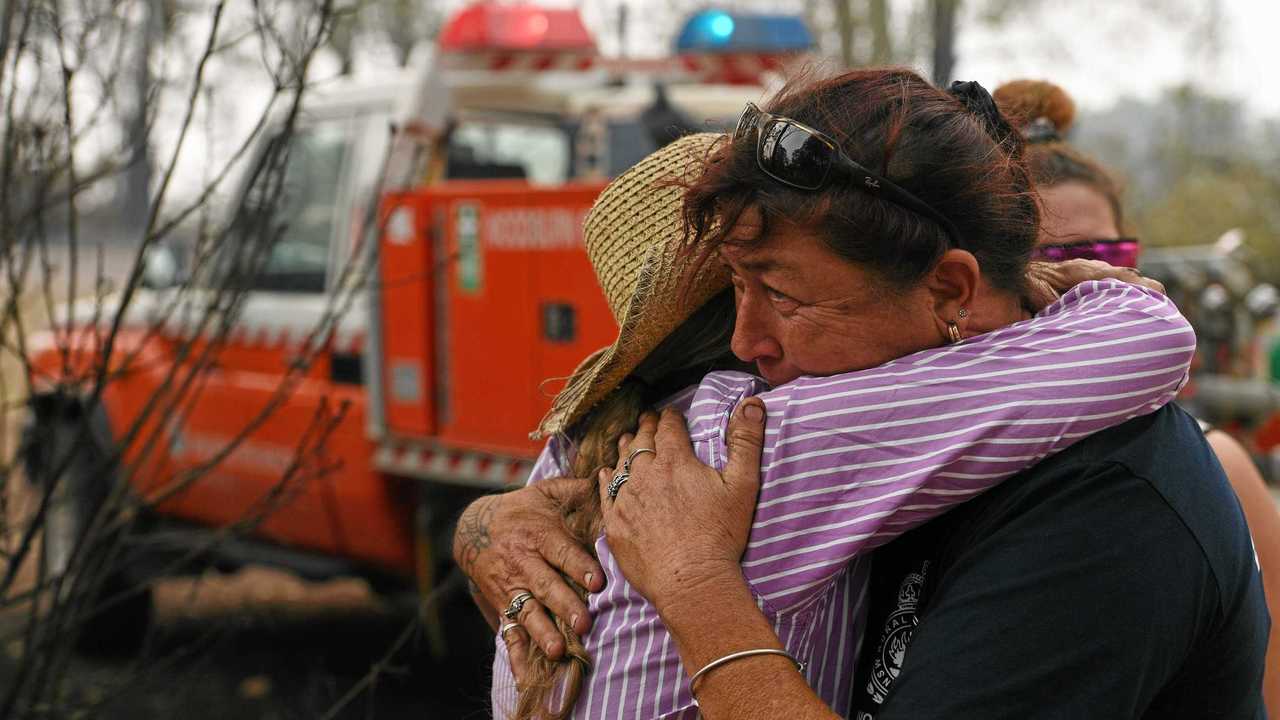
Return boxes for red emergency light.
[439,2,597,53]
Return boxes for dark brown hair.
[993,79,1126,231]
[683,68,1041,294]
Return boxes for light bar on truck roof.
[672,10,812,86]
[439,2,597,53]
[675,10,813,53]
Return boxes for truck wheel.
[22,404,152,655]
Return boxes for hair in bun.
[993,79,1077,137]
[994,79,1126,232]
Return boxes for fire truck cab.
[23,2,811,640]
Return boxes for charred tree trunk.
[833,0,858,68]
[868,0,892,65]
[123,0,158,236]
[931,0,960,86]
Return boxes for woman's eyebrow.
[740,257,801,281]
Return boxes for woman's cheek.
[788,313,886,375]
[777,321,831,372]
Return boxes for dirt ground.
[1,434,492,720]
[0,566,495,719]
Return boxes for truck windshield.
[446,119,569,185]
[605,119,658,177]
[227,118,353,293]
[265,120,351,291]
[602,115,735,178]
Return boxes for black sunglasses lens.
[735,104,763,141]
[759,120,830,190]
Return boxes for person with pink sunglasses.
[993,78,1280,716]
[998,79,1143,271]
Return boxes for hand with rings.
[595,400,768,604]
[496,588,549,683]
[451,478,606,679]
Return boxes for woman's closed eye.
[763,284,801,312]
[730,267,802,313]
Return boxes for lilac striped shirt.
[492,280,1196,719]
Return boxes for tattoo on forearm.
[456,495,498,577]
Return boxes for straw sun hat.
[535,132,731,437]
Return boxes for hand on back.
[452,477,604,675]
[597,399,768,610]
[454,396,769,675]
[1024,258,1165,312]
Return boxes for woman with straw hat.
[455,69,1200,719]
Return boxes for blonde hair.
[514,290,740,719]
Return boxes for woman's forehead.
[725,205,765,242]
[719,223,845,286]
[1038,182,1119,242]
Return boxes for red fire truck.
[22,3,812,645]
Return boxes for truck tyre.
[21,400,152,655]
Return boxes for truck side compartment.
[377,181,614,461]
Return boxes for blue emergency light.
[675,10,813,53]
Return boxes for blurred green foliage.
[1075,85,1280,285]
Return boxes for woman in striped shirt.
[458,70,1195,719]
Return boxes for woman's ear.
[925,249,980,340]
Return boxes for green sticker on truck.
[456,203,482,293]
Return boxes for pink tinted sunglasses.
[1032,237,1141,268]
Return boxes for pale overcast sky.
[153,0,1280,199]
[955,0,1280,117]
[562,0,1280,118]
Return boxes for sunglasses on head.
[733,102,965,247]
[1031,237,1141,268]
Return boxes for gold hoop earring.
[947,322,963,344]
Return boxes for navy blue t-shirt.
[851,404,1269,719]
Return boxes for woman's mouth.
[756,361,798,387]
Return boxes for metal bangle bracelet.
[504,590,534,620]
[688,648,804,696]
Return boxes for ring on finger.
[623,447,656,473]
[607,472,630,500]
[499,621,522,641]
[504,590,535,620]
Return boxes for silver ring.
[623,447,656,473]
[499,621,522,640]
[607,472,630,500]
[504,590,534,620]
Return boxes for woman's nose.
[731,291,782,363]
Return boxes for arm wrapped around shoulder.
[740,278,1196,610]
